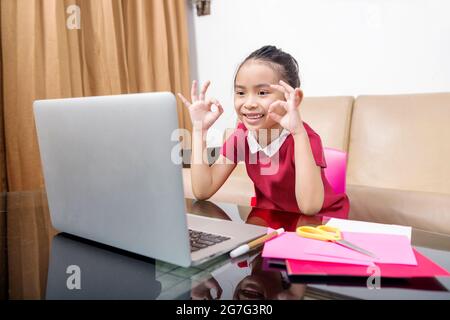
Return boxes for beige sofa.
[183,92,450,235]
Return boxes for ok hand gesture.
[178,80,224,132]
[268,80,305,136]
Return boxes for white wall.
[186,0,450,146]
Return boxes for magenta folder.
[286,249,450,278]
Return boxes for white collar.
[247,128,290,157]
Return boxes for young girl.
[178,45,349,216]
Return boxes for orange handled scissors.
[296,225,377,259]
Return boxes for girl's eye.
[235,91,245,96]
[259,90,269,96]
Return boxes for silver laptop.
[33,92,266,267]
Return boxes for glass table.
[1,191,449,300]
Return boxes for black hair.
[234,45,301,88]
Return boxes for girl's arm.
[179,80,236,201]
[269,80,324,215]
[191,128,236,200]
[292,129,324,215]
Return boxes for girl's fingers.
[287,91,296,111]
[191,80,198,102]
[210,98,224,114]
[270,84,286,93]
[177,93,191,107]
[268,111,283,124]
[205,98,214,109]
[270,84,290,100]
[269,100,288,113]
[205,98,217,113]
[199,80,211,101]
[217,104,224,114]
[206,98,224,123]
[279,80,295,94]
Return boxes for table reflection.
[44,201,324,300]
[8,191,448,300]
[186,202,331,300]
[46,234,162,300]
[191,251,306,300]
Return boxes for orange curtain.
[0,3,6,192]
[0,0,192,191]
[6,192,56,299]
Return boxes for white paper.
[325,218,412,241]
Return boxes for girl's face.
[234,61,286,131]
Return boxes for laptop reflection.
[46,234,162,300]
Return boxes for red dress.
[221,122,350,216]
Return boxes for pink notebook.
[262,230,417,266]
[262,231,374,266]
[304,231,417,265]
[286,249,450,278]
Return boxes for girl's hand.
[178,80,224,132]
[268,80,305,136]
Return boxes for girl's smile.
[234,61,286,136]
[242,111,265,123]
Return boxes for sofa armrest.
[347,184,450,235]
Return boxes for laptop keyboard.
[189,229,230,252]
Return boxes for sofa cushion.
[301,96,354,152]
[347,184,450,235]
[347,92,450,195]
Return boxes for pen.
[229,228,285,258]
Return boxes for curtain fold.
[6,192,57,299]
[1,0,192,191]
[0,1,7,192]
